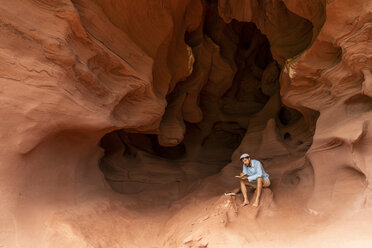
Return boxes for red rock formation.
[0,0,371,247]
[280,0,372,213]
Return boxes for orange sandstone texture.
[0,0,371,247]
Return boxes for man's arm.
[242,164,248,175]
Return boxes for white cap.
[240,153,250,160]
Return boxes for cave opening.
[98,1,315,203]
[4,0,372,246]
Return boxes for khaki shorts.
[245,177,270,188]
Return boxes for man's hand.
[235,175,248,180]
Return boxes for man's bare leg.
[252,177,263,207]
[240,173,249,206]
[240,180,249,206]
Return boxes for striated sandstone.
[0,0,371,247]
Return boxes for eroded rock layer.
[0,0,371,247]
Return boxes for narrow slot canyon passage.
[0,0,371,247]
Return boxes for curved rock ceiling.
[0,0,371,247]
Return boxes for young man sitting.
[236,153,270,207]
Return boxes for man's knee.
[256,177,263,185]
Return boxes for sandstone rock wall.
[0,0,371,247]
